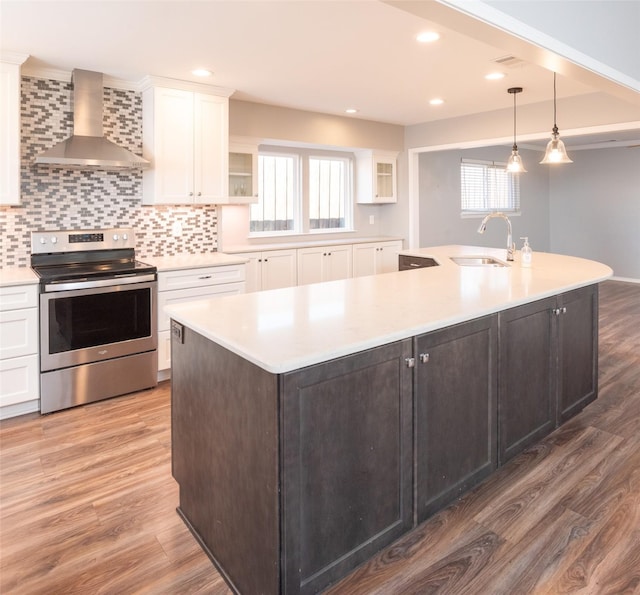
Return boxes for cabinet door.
[0,308,38,359]
[0,354,39,407]
[241,252,262,293]
[261,249,297,290]
[377,241,402,274]
[415,315,498,521]
[557,285,598,423]
[374,157,396,202]
[282,340,413,594]
[0,61,22,206]
[352,243,378,277]
[498,297,557,464]
[297,247,325,286]
[325,245,352,281]
[152,88,195,203]
[194,93,228,203]
[225,141,259,204]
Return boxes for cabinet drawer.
[158,281,245,331]
[0,354,39,407]
[0,284,38,311]
[0,308,38,359]
[158,265,245,291]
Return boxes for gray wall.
[549,147,640,279]
[418,146,550,254]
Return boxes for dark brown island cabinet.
[170,283,599,595]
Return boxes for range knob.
[122,233,128,241]
[39,237,46,244]
[50,236,58,244]
[113,234,119,241]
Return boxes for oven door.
[40,280,157,372]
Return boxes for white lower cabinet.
[352,240,403,277]
[157,264,245,374]
[297,245,352,285]
[243,249,297,293]
[0,284,40,418]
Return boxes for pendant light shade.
[540,72,573,164]
[506,87,526,173]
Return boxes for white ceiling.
[1,0,638,148]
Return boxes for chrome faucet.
[477,212,515,261]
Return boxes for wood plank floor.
[1,280,639,594]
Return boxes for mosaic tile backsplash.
[0,75,218,268]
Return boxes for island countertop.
[164,244,613,374]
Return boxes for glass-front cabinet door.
[375,159,395,201]
[355,150,398,204]
[226,140,259,204]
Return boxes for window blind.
[460,159,520,215]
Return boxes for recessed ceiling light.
[485,72,505,80]
[416,31,440,43]
[429,98,444,106]
[345,108,358,114]
[192,68,212,77]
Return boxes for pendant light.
[506,87,527,173]
[540,72,573,164]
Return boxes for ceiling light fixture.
[429,98,444,105]
[192,68,212,77]
[485,72,505,80]
[540,72,573,164]
[416,31,440,43]
[345,108,358,114]
[506,87,527,173]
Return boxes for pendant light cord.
[553,72,557,129]
[513,90,517,149]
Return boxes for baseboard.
[610,276,640,284]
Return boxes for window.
[251,153,298,233]
[309,157,348,230]
[250,148,353,235]
[460,159,520,216]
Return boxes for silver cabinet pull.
[420,353,430,364]
[405,357,416,368]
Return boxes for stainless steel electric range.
[30,228,158,414]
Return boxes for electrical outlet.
[171,221,182,237]
[369,215,375,225]
[171,321,184,344]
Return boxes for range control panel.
[31,228,137,254]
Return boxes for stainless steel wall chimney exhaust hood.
[35,69,150,170]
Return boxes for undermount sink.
[450,256,509,267]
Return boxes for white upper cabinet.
[355,150,399,204]
[141,79,233,205]
[220,138,259,205]
[0,53,28,206]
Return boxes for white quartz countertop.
[165,245,613,374]
[0,267,39,287]
[222,236,403,253]
[143,252,249,272]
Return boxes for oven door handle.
[44,273,157,292]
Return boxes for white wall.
[549,147,640,280]
[484,0,640,86]
[418,146,550,252]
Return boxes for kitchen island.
[165,245,612,595]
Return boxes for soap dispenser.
[520,237,532,267]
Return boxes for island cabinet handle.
[419,353,430,364]
[198,275,212,280]
[405,357,416,368]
